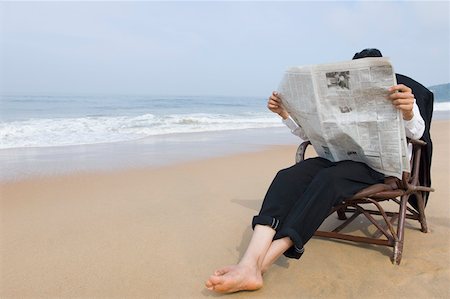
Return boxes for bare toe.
[214,266,232,276]
[205,279,213,289]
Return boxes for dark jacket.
[396,74,434,207]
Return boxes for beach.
[1,120,449,298]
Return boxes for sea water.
[0,94,284,149]
[0,94,299,180]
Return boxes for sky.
[0,1,449,97]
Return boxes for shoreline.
[0,126,299,182]
[1,119,448,183]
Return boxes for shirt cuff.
[403,110,425,140]
[282,116,299,132]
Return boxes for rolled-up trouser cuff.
[252,215,280,230]
[275,228,305,259]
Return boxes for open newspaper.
[278,57,409,178]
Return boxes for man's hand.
[267,91,289,119]
[388,84,415,120]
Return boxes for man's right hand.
[267,91,289,119]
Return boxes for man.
[205,49,426,293]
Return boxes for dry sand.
[1,120,449,298]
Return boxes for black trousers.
[252,157,385,259]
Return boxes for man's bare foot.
[205,264,263,293]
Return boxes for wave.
[434,102,450,111]
[0,112,282,149]
[2,100,448,149]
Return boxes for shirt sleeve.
[403,100,425,140]
[282,116,309,141]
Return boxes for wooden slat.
[314,231,394,246]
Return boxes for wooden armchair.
[295,138,434,265]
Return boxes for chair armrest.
[295,141,311,163]
[408,138,426,146]
[408,138,427,186]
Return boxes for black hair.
[352,48,383,60]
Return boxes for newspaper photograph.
[278,57,409,178]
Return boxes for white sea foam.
[0,112,282,149]
[434,102,450,111]
[2,93,448,150]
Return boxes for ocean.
[1,94,449,181]
[0,94,284,149]
[0,94,301,181]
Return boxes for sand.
[1,120,449,298]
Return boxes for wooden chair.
[295,138,434,265]
[294,74,434,265]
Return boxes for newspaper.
[278,57,409,178]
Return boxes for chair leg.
[416,192,428,233]
[393,194,408,265]
[393,240,403,265]
[337,207,347,220]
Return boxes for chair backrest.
[396,74,434,207]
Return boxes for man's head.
[352,48,383,60]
